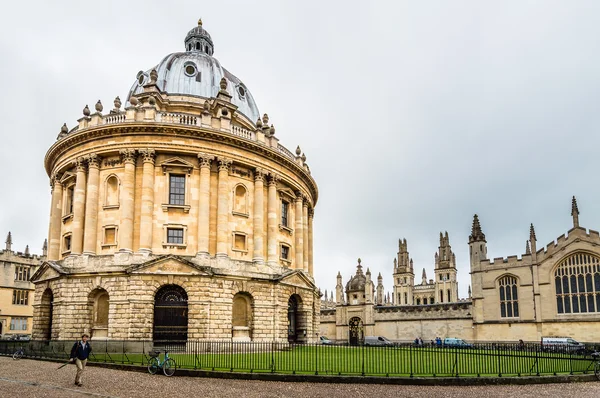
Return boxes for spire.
[5,232,12,251]
[571,196,580,228]
[468,285,472,298]
[378,272,383,282]
[422,268,427,279]
[356,258,363,275]
[525,240,531,255]
[469,214,486,243]
[43,239,48,256]
[529,223,536,242]
[409,258,413,270]
[24,245,30,256]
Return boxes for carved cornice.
[119,149,137,164]
[85,153,101,169]
[197,152,214,169]
[138,148,156,164]
[73,157,87,172]
[254,167,266,182]
[217,157,232,172]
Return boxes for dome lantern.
[185,19,214,55]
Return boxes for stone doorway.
[348,317,364,345]
[287,294,305,343]
[153,285,188,342]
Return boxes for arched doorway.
[287,294,304,343]
[40,288,54,340]
[153,285,188,342]
[232,293,253,341]
[88,288,109,339]
[348,317,364,345]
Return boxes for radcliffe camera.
[0,2,600,397]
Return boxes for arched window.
[440,290,444,303]
[499,276,519,318]
[423,298,427,305]
[233,184,248,215]
[555,252,600,314]
[447,289,451,303]
[89,288,109,338]
[416,298,421,305]
[105,175,120,207]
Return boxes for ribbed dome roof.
[346,261,366,292]
[126,20,260,123]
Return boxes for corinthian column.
[71,157,87,255]
[83,154,101,255]
[197,153,214,256]
[138,149,156,253]
[216,158,232,258]
[308,208,314,276]
[253,168,265,263]
[48,175,63,260]
[303,200,309,272]
[266,173,279,265]
[294,193,304,269]
[119,149,137,252]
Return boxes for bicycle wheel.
[594,361,600,381]
[12,350,23,360]
[148,357,160,375]
[163,358,176,377]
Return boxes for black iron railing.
[1,339,598,377]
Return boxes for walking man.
[70,334,92,387]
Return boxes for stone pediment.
[279,270,315,289]
[127,255,212,276]
[30,262,65,283]
[160,157,194,175]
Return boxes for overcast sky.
[1,1,600,300]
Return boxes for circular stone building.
[31,20,319,343]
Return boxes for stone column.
[308,208,314,276]
[71,157,87,255]
[253,168,266,263]
[119,149,137,252]
[294,193,304,269]
[266,174,279,265]
[138,149,156,253]
[197,153,214,256]
[48,176,63,260]
[83,154,101,255]
[216,158,232,258]
[303,200,309,272]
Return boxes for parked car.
[319,336,333,345]
[364,336,395,346]
[443,338,473,348]
[541,337,585,354]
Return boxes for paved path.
[0,357,599,398]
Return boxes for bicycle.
[592,351,600,381]
[12,347,24,360]
[147,350,176,376]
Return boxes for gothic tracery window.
[555,252,600,314]
[499,275,519,318]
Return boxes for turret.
[335,271,344,304]
[529,223,537,263]
[376,272,384,305]
[468,214,487,270]
[5,231,12,252]
[42,239,48,257]
[365,268,374,304]
[393,238,414,305]
[435,231,458,303]
[422,268,427,284]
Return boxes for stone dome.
[346,261,366,292]
[126,20,260,123]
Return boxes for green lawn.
[84,346,595,377]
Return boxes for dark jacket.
[70,341,92,360]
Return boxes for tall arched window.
[555,252,600,314]
[499,276,519,318]
[233,184,248,215]
[105,175,120,207]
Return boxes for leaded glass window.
[555,253,600,314]
[499,276,519,318]
[169,174,185,205]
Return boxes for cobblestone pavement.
[1,357,599,398]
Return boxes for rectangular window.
[64,235,72,252]
[12,290,29,305]
[14,266,30,281]
[233,233,246,251]
[104,227,116,245]
[169,174,186,205]
[10,317,27,331]
[66,186,75,214]
[281,245,290,260]
[281,201,289,227]
[166,228,184,244]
